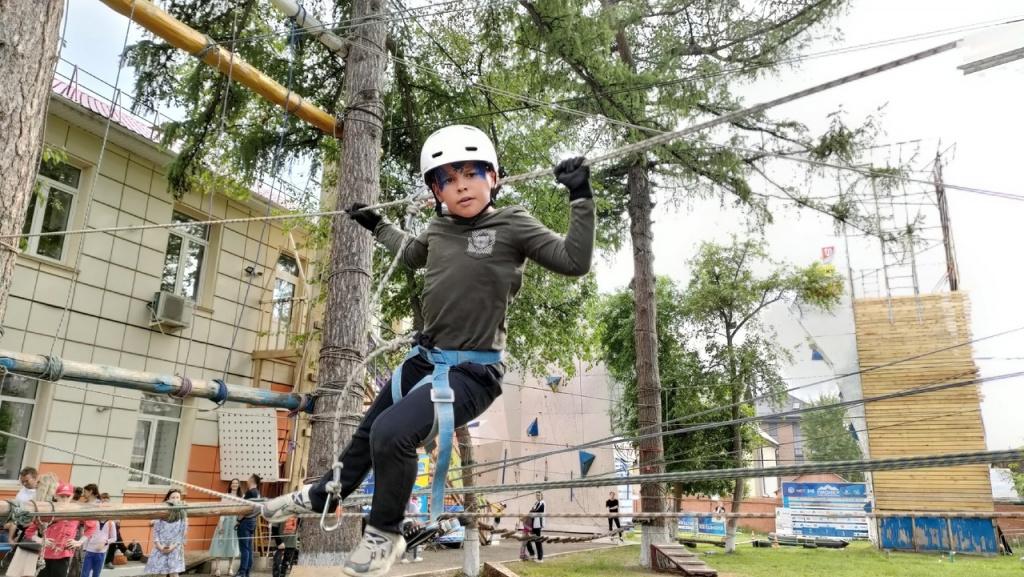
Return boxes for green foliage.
[1009,457,1024,498]
[125,0,345,197]
[128,0,881,384]
[40,144,68,169]
[801,394,864,482]
[680,238,844,340]
[596,277,745,496]
[678,236,843,487]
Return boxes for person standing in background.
[78,515,115,577]
[143,489,187,577]
[235,475,261,577]
[100,494,127,570]
[209,479,243,577]
[605,491,621,541]
[524,492,545,563]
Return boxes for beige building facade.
[0,69,317,550]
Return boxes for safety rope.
[170,375,193,399]
[0,428,251,506]
[38,355,65,382]
[211,379,230,407]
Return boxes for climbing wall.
[218,408,281,481]
[855,293,997,553]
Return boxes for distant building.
[755,393,807,478]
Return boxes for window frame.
[22,167,81,263]
[128,396,182,486]
[271,252,302,333]
[0,375,39,481]
[161,211,210,301]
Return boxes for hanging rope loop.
[211,379,229,407]
[39,355,65,382]
[171,376,193,399]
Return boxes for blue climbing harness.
[390,345,502,522]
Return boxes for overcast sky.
[61,1,1024,450]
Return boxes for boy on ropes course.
[262,124,595,577]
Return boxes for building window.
[161,211,209,301]
[0,374,38,480]
[128,394,181,485]
[272,253,300,328]
[21,162,81,261]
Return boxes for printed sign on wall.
[777,482,870,539]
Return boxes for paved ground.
[103,535,625,577]
[386,535,624,577]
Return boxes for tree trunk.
[724,334,743,553]
[456,426,480,577]
[0,0,64,321]
[299,0,388,564]
[627,161,669,567]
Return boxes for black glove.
[554,156,592,201]
[346,203,382,232]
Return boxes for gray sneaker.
[261,484,315,523]
[342,526,406,577]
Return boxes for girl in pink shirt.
[38,483,83,577]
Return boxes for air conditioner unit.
[150,291,194,330]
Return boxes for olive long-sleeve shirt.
[373,198,595,351]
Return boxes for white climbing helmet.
[419,125,499,184]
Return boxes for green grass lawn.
[505,542,1024,577]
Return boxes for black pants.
[105,524,127,564]
[608,515,621,531]
[39,557,71,577]
[309,354,503,533]
[524,528,543,560]
[272,548,297,577]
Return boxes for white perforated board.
[217,408,280,482]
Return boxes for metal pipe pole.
[96,0,339,136]
[0,349,313,412]
[269,0,348,57]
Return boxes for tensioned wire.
[1,361,1011,512]
[446,324,1024,476]
[4,84,1020,247]
[450,368,1013,482]
[0,411,1018,513]
[18,10,1015,245]
[7,17,1024,248]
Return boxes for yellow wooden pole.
[98,0,340,137]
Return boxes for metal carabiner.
[320,462,344,532]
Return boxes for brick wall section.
[675,496,780,534]
[186,444,223,553]
[995,502,1024,548]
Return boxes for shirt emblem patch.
[467,229,496,256]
